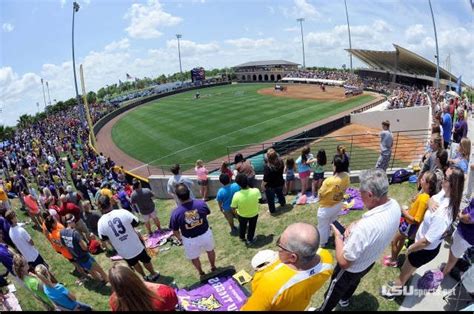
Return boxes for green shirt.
[231,188,261,218]
[24,275,54,308]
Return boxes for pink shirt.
[195,166,208,180]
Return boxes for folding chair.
[443,264,474,310]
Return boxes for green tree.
[86,91,97,104]
[0,125,15,141]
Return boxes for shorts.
[399,219,418,239]
[182,228,215,260]
[299,170,311,180]
[285,174,295,182]
[28,254,48,271]
[141,210,157,223]
[78,254,96,271]
[125,248,151,267]
[450,228,471,258]
[313,172,324,181]
[407,244,441,268]
[198,179,209,186]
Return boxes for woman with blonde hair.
[195,159,209,201]
[35,264,92,311]
[449,137,471,175]
[108,263,178,311]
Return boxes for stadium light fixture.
[428,0,440,89]
[297,18,306,69]
[344,0,353,73]
[72,1,86,125]
[176,34,183,75]
[40,78,47,109]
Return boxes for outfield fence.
[145,129,429,176]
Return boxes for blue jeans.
[75,301,93,311]
[265,186,286,213]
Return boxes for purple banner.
[176,276,247,311]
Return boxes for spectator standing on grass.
[97,195,160,282]
[453,109,468,144]
[12,255,55,311]
[382,166,464,299]
[442,104,452,149]
[317,169,400,310]
[22,189,42,230]
[195,160,209,201]
[317,155,350,248]
[448,137,471,175]
[5,210,49,271]
[333,145,350,173]
[296,146,316,196]
[58,194,90,242]
[216,174,240,234]
[231,174,261,245]
[234,153,256,188]
[440,198,474,278]
[311,149,327,197]
[368,120,393,172]
[241,223,333,311]
[35,264,92,311]
[130,179,161,235]
[384,171,438,267]
[169,184,217,277]
[262,150,286,214]
[220,161,234,182]
[60,213,108,284]
[108,263,178,311]
[284,158,296,195]
[167,164,194,205]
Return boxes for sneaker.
[246,238,257,246]
[338,299,350,308]
[380,281,398,300]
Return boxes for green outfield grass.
[111,84,374,169]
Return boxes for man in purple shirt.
[169,184,216,277]
[453,109,468,144]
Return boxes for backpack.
[417,269,444,291]
[390,169,412,184]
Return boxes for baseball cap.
[66,185,73,193]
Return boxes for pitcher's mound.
[258,84,352,101]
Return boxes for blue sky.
[1,0,473,126]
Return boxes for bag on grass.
[390,169,412,184]
[417,269,444,291]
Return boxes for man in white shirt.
[97,195,160,282]
[5,210,48,270]
[317,169,400,311]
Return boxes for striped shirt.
[343,198,400,273]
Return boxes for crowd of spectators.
[0,74,472,311]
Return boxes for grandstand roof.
[347,44,461,82]
[233,60,299,68]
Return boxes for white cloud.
[280,0,321,20]
[225,38,276,50]
[60,0,66,8]
[166,39,219,57]
[2,23,14,32]
[124,0,182,39]
[405,24,426,43]
[104,38,130,52]
[284,27,299,32]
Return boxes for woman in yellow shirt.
[316,155,350,247]
[384,171,438,267]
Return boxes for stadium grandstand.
[233,60,299,82]
[348,44,468,90]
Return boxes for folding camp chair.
[443,264,474,310]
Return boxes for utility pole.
[428,0,440,89]
[344,0,353,72]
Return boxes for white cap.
[251,250,278,271]
[66,185,73,193]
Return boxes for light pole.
[428,0,440,89]
[176,34,183,76]
[297,18,306,69]
[72,1,86,124]
[36,102,40,114]
[344,0,353,73]
[40,78,47,109]
[46,81,52,106]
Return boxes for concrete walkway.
[398,112,474,311]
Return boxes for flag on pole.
[119,79,123,86]
[456,75,462,95]
[126,73,132,80]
